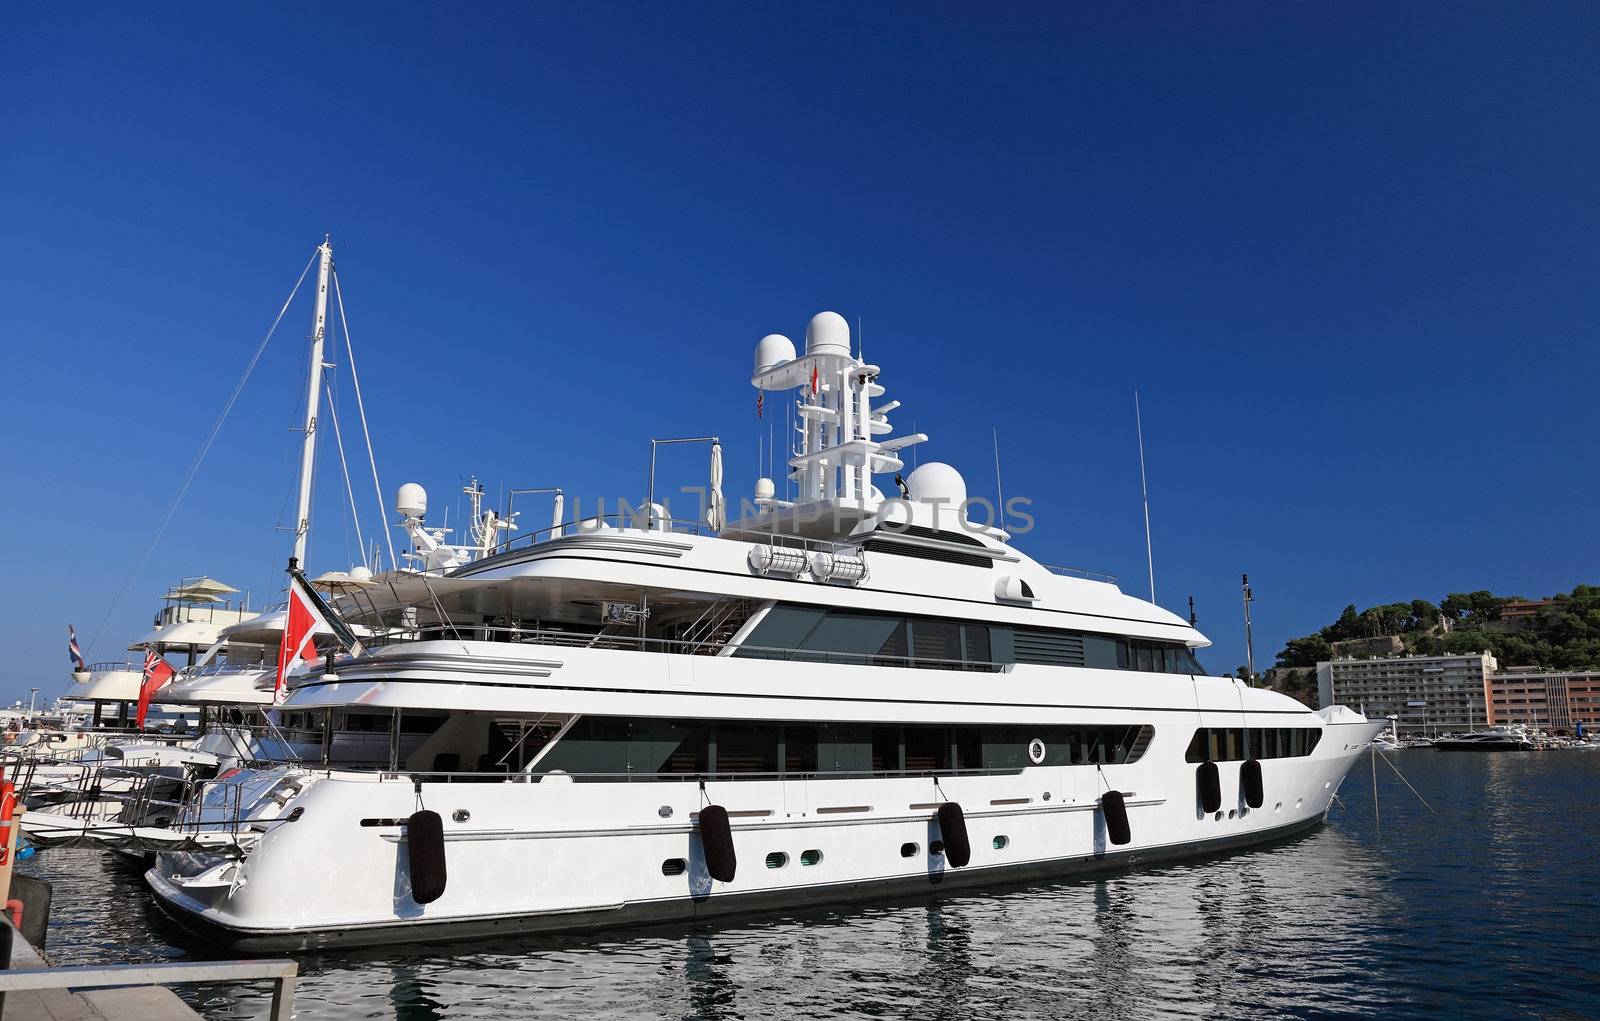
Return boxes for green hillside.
[1264,585,1600,706]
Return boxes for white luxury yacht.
[54,311,1383,950]
[61,577,259,733]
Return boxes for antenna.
[1242,573,1256,686]
[992,427,1006,531]
[1188,595,1197,626]
[1135,390,1155,603]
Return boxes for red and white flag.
[274,570,362,699]
[136,650,176,728]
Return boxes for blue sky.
[2,4,1595,704]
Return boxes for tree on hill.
[1273,584,1600,673]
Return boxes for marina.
[6,4,1595,1018]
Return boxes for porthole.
[1027,739,1046,765]
[1228,809,1237,820]
[1213,811,1223,822]
[900,842,919,858]
[1274,802,1283,813]
[662,858,687,876]
[800,849,822,866]
[992,835,1009,850]
[929,840,945,856]
[1295,798,1303,809]
[765,852,789,869]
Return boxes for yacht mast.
[292,236,334,568]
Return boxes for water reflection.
[23,754,1600,1020]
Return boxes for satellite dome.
[805,311,850,357]
[349,565,374,584]
[754,334,796,376]
[754,477,776,500]
[906,462,967,508]
[395,483,427,519]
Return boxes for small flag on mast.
[68,624,86,672]
[810,363,819,397]
[756,388,764,419]
[136,649,176,728]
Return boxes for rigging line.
[1135,390,1155,604]
[86,248,320,656]
[323,378,368,566]
[331,269,397,574]
[1376,749,1437,814]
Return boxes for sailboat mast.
[292,235,334,568]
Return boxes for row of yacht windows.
[1183,727,1323,763]
[733,605,1206,675]
[530,717,1156,780]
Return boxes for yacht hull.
[148,814,1326,952]
[144,715,1380,953]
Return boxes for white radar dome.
[396,483,428,519]
[754,334,796,376]
[349,566,374,584]
[906,462,967,508]
[805,311,850,357]
[754,477,776,500]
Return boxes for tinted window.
[822,723,870,772]
[1184,726,1322,762]
[871,727,900,772]
[741,605,825,654]
[963,624,992,665]
[715,723,778,773]
[640,721,709,775]
[954,726,982,770]
[912,619,963,668]
[903,726,950,772]
[803,613,905,661]
[784,725,818,773]
[1083,635,1120,669]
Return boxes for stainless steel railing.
[0,959,298,1021]
[356,622,1006,673]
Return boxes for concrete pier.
[0,917,201,1021]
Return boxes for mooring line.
[1376,748,1437,814]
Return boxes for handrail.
[355,623,1007,673]
[0,960,298,1021]
[479,509,867,560]
[84,661,138,672]
[1038,563,1119,583]
[377,765,1029,783]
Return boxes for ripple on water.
[20,753,1600,1019]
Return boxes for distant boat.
[1433,727,1536,752]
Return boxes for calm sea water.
[22,752,1600,1020]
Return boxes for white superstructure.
[67,577,259,727]
[112,311,1383,950]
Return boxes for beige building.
[1487,667,1600,735]
[1316,652,1497,736]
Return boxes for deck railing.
[354,623,1007,673]
[0,960,298,1021]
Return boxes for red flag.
[810,363,819,397]
[274,578,321,699]
[756,388,764,419]
[273,571,358,699]
[136,650,176,728]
